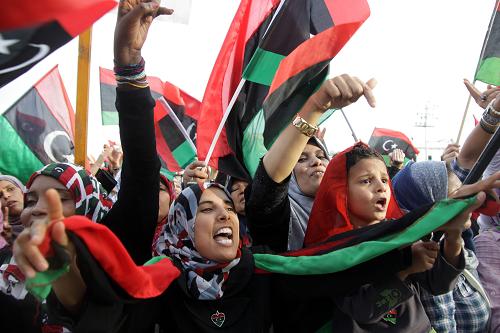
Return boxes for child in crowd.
[305,143,468,332]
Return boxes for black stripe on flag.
[3,88,74,164]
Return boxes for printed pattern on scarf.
[27,163,112,222]
[155,183,241,300]
[0,256,28,299]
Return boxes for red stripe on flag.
[197,0,280,163]
[267,18,369,99]
[34,66,75,139]
[163,82,201,120]
[372,128,420,155]
[0,0,115,31]
[325,0,370,25]
[155,122,181,172]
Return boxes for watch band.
[292,115,318,137]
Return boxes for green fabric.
[382,155,411,168]
[0,116,44,183]
[160,167,176,181]
[254,197,475,274]
[315,320,333,333]
[475,57,500,86]
[242,109,268,177]
[318,109,336,125]
[243,48,286,86]
[144,255,170,265]
[172,140,197,169]
[101,110,119,126]
[26,264,70,301]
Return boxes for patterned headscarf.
[155,183,242,300]
[26,163,112,222]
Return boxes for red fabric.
[267,1,369,99]
[39,216,180,299]
[196,0,280,167]
[0,0,115,34]
[304,142,403,247]
[34,66,75,139]
[371,128,420,155]
[163,82,201,120]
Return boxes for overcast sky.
[0,0,496,160]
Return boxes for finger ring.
[480,94,487,101]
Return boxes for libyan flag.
[27,196,477,300]
[475,0,500,86]
[100,68,197,179]
[0,66,75,183]
[368,127,420,161]
[197,0,370,179]
[0,0,116,88]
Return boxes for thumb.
[51,221,68,247]
[463,79,481,100]
[363,78,377,108]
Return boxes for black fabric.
[100,87,161,265]
[245,159,291,253]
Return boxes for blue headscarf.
[392,160,448,211]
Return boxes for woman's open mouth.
[213,227,233,246]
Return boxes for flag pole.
[74,27,92,166]
[340,108,359,142]
[202,0,286,166]
[456,0,499,144]
[203,79,246,165]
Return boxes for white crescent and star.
[382,140,398,152]
[0,34,50,75]
[43,131,74,163]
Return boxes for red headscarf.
[304,142,402,247]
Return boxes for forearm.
[457,124,492,170]
[263,101,323,182]
[52,255,87,315]
[443,232,463,268]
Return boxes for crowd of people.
[1,1,500,332]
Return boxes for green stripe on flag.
[242,109,268,177]
[27,264,70,301]
[318,109,336,125]
[242,47,286,86]
[102,111,119,126]
[475,57,500,86]
[382,155,411,168]
[254,197,475,275]
[172,140,197,168]
[0,116,44,183]
[160,167,176,181]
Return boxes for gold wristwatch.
[292,115,318,137]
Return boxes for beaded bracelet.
[486,100,500,118]
[114,57,148,88]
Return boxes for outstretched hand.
[13,189,70,279]
[114,0,173,65]
[1,205,13,246]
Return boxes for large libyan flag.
[475,0,500,86]
[0,66,75,183]
[197,0,370,179]
[0,0,115,88]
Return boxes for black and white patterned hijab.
[155,182,242,300]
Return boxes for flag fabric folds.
[0,66,75,183]
[475,0,500,86]
[99,68,198,178]
[197,0,370,179]
[0,0,116,88]
[368,127,420,161]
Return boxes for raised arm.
[457,81,500,170]
[100,0,173,264]
[263,75,376,183]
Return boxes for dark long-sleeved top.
[245,160,293,253]
[331,246,465,332]
[100,88,160,265]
